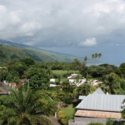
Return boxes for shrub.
[87,122,104,125]
[106,118,115,125]
[58,111,68,125]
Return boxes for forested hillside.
[0,43,82,63]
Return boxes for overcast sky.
[0,0,125,65]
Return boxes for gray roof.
[78,95,86,100]
[76,94,125,112]
[93,88,105,94]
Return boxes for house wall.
[69,117,122,125]
[69,117,107,125]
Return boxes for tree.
[0,86,56,125]
[94,53,98,58]
[84,56,88,65]
[58,111,68,125]
[91,54,95,59]
[20,58,35,66]
[99,73,121,94]
[46,67,53,78]
[27,68,49,90]
[98,53,102,58]
[87,123,103,125]
[8,62,27,78]
[119,63,125,78]
[73,83,94,98]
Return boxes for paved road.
[43,115,59,125]
[0,82,8,92]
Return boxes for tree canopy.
[0,86,56,125]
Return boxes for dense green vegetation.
[0,56,125,125]
[0,86,56,125]
[59,104,75,119]
[87,123,104,125]
[0,41,83,63]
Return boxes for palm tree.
[94,53,98,65]
[99,75,120,94]
[91,54,95,65]
[83,56,88,65]
[94,53,98,58]
[91,54,95,59]
[98,53,102,58]
[0,86,55,125]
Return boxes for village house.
[50,78,56,83]
[8,79,25,90]
[69,88,125,125]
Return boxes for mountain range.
[0,39,86,64]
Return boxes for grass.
[59,104,76,119]
[52,70,79,75]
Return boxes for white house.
[49,84,60,87]
[50,78,56,83]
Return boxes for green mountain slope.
[0,39,84,63]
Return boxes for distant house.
[68,74,86,86]
[67,74,78,79]
[50,78,56,83]
[9,83,16,89]
[9,79,24,90]
[87,80,103,86]
[69,88,124,125]
[49,84,60,87]
[3,80,8,85]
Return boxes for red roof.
[16,83,22,88]
[20,79,25,83]
[10,83,16,86]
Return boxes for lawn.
[59,104,76,119]
[52,70,79,76]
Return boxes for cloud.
[0,0,125,47]
[79,38,97,47]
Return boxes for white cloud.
[10,11,21,24]
[79,38,97,47]
[0,5,6,13]
[0,0,125,47]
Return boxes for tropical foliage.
[87,123,103,125]
[0,86,56,125]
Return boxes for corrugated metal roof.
[76,94,125,112]
[75,110,121,119]
[93,88,105,94]
[79,95,86,100]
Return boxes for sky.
[0,0,125,65]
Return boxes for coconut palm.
[84,56,88,63]
[91,54,95,59]
[0,86,55,125]
[94,53,98,58]
[98,53,102,58]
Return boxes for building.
[69,88,125,125]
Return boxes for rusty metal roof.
[75,110,122,119]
